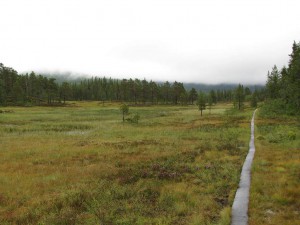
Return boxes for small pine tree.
[197,92,206,116]
[119,104,129,122]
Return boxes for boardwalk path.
[231,110,257,225]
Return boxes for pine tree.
[266,65,280,99]
[209,90,217,104]
[197,92,206,116]
[119,104,129,122]
[189,88,198,105]
[60,82,71,104]
[234,84,245,110]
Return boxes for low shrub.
[126,113,140,124]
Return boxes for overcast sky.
[1,0,299,84]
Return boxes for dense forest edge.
[0,65,262,107]
[0,41,299,116]
[261,41,300,116]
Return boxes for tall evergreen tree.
[162,81,171,104]
[60,82,71,103]
[209,90,217,104]
[172,81,185,105]
[266,65,280,99]
[189,88,198,105]
[234,84,245,110]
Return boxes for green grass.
[249,110,300,225]
[0,102,253,224]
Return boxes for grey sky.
[1,0,299,84]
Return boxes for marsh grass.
[0,102,252,224]
[249,111,300,225]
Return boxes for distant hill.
[40,72,264,91]
[183,83,264,92]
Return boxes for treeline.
[0,65,58,105]
[264,41,300,115]
[0,62,263,107]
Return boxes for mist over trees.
[0,63,262,107]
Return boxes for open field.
[0,102,253,224]
[249,111,300,225]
